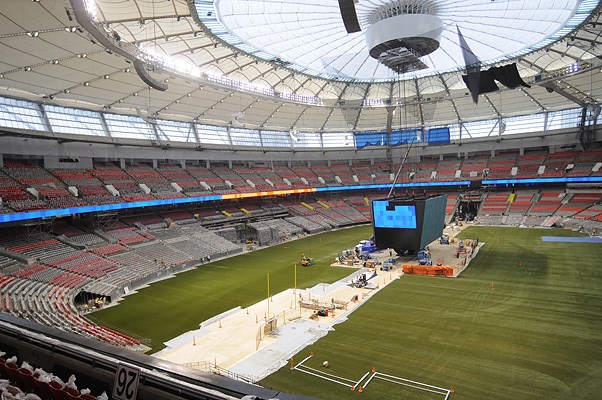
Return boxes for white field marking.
[296,365,356,384]
[444,390,452,400]
[293,366,353,387]
[362,371,377,389]
[375,375,447,395]
[293,354,313,369]
[376,372,449,393]
[353,371,370,389]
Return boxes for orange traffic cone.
[351,386,355,391]
[358,386,363,393]
[450,386,455,393]
[372,366,376,373]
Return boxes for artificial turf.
[89,225,373,353]
[261,226,602,400]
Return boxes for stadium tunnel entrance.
[457,199,480,221]
[75,290,112,311]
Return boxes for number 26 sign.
[112,364,141,400]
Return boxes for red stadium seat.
[33,375,53,399]
[17,367,36,393]
[49,380,68,400]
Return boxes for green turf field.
[89,225,373,352]
[91,225,602,400]
[261,226,602,400]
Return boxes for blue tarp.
[541,236,602,243]
[426,127,450,145]
[355,129,421,149]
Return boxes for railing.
[183,361,256,384]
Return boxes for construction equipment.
[456,240,468,257]
[350,273,369,288]
[380,257,397,271]
[417,249,433,266]
[301,256,315,267]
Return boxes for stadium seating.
[529,190,565,216]
[104,227,154,246]
[515,150,547,178]
[541,151,578,177]
[460,154,489,180]
[350,161,373,184]
[487,151,517,179]
[0,349,111,399]
[507,191,536,214]
[555,192,600,217]
[480,192,510,215]
[329,163,355,184]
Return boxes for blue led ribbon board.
[372,201,417,229]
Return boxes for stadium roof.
[0,0,601,133]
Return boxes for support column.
[120,159,126,169]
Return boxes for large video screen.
[420,195,447,248]
[372,201,417,229]
[371,195,447,252]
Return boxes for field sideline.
[260,226,602,400]
[89,225,373,353]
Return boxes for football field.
[262,226,602,400]
[89,225,373,353]
[90,225,602,400]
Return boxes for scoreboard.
[371,195,447,252]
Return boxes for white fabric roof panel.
[0,0,599,135]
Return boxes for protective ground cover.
[261,226,602,400]
[89,225,373,353]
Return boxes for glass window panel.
[448,124,461,141]
[0,96,46,131]
[104,114,155,139]
[261,130,291,148]
[196,124,229,145]
[292,131,321,148]
[546,108,581,130]
[156,119,195,143]
[229,127,261,146]
[45,105,106,136]
[502,113,545,135]
[322,132,354,147]
[462,119,498,138]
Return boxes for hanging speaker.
[133,59,168,91]
[338,0,361,33]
